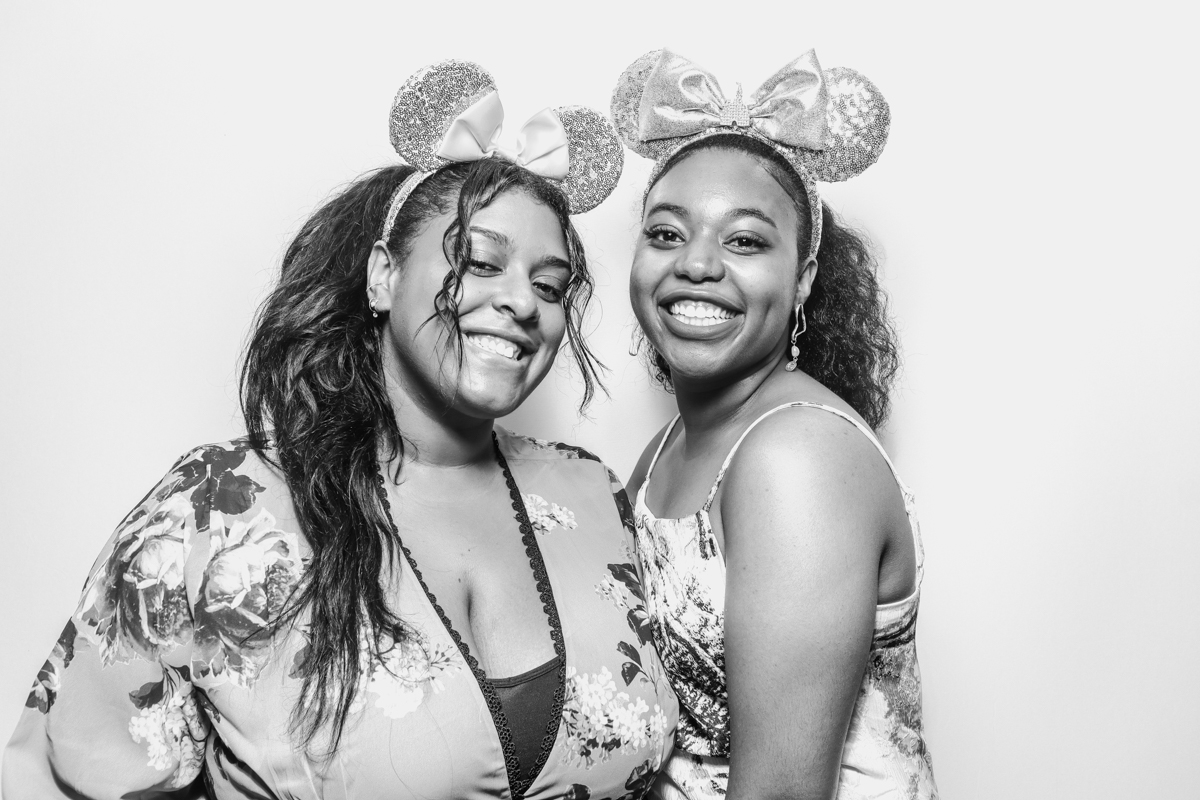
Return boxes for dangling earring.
[785,303,806,372]
[629,326,646,357]
[369,298,379,319]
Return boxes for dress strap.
[643,415,682,487]
[701,401,903,512]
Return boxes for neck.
[671,351,786,441]
[382,360,495,472]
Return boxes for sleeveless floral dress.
[5,429,678,799]
[633,403,937,800]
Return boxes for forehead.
[647,148,797,225]
[465,190,568,257]
[405,188,569,266]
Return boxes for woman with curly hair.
[4,61,677,798]
[612,51,937,799]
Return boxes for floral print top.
[4,429,678,800]
[633,403,937,800]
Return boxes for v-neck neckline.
[374,431,566,800]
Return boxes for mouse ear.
[610,49,681,162]
[389,60,497,171]
[798,66,890,183]
[551,105,624,214]
[611,51,891,185]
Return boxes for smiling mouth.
[666,300,738,327]
[466,333,525,361]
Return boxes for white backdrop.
[2,2,1197,797]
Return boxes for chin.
[664,361,721,384]
[447,348,556,418]
[455,378,539,420]
[654,342,723,378]
[444,390,517,421]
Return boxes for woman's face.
[375,189,571,421]
[631,147,805,389]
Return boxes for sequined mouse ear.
[552,106,624,214]
[389,60,498,171]
[610,50,678,162]
[798,67,890,183]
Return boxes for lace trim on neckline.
[373,431,566,800]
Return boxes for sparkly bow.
[437,90,570,179]
[637,49,830,151]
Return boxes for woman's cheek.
[542,304,568,353]
[629,255,660,327]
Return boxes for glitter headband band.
[611,49,890,262]
[379,59,624,242]
[380,172,434,242]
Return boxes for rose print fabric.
[634,403,936,800]
[4,429,678,799]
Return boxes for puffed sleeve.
[2,445,253,799]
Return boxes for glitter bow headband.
[611,49,890,262]
[380,59,624,241]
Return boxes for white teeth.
[667,300,736,327]
[467,334,522,360]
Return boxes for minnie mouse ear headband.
[380,60,624,241]
[611,49,889,264]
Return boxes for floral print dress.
[633,403,937,800]
[4,428,678,799]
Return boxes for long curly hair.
[239,159,600,751]
[638,134,900,429]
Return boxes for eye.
[643,224,684,247]
[465,259,501,277]
[726,232,768,251]
[533,277,568,303]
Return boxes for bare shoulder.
[625,420,675,498]
[720,405,901,536]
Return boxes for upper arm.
[2,446,240,798]
[720,412,897,800]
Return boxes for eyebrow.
[727,207,778,230]
[536,254,573,273]
[645,202,778,230]
[470,226,512,248]
[645,202,689,219]
[471,225,572,273]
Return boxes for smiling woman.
[632,134,897,426]
[613,49,934,800]
[368,181,577,420]
[2,60,678,799]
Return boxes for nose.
[491,270,540,322]
[675,236,725,282]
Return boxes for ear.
[795,257,819,306]
[367,242,399,312]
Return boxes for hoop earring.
[784,303,806,372]
[368,281,384,319]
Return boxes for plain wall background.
[2,1,1196,796]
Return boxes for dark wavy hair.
[239,158,600,751]
[638,134,900,429]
